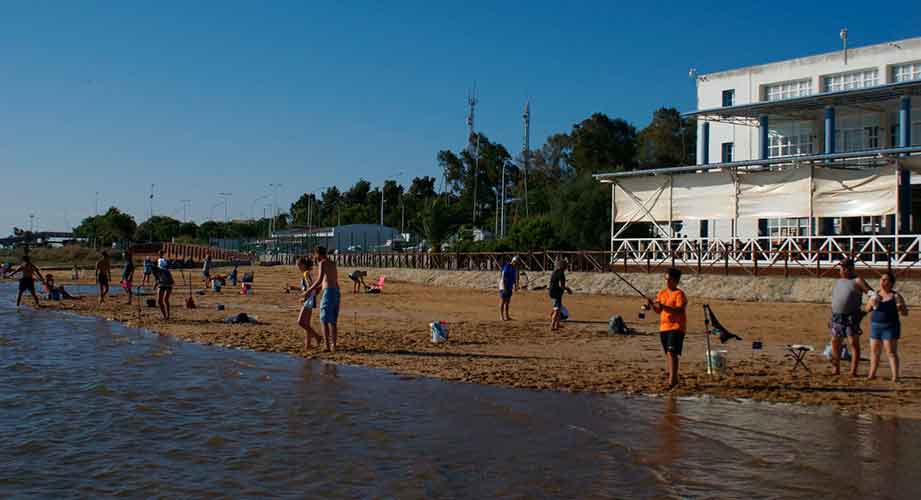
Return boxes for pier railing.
[328,234,921,279]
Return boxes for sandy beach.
[33,264,921,419]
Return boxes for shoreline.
[26,265,921,419]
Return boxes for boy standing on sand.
[95,251,111,304]
[649,268,688,389]
[202,254,212,288]
[548,259,572,331]
[142,256,153,285]
[305,246,340,352]
[499,256,520,321]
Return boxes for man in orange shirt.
[648,268,688,389]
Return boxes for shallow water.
[0,285,918,499]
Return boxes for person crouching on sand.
[649,268,687,389]
[294,257,323,350]
[548,259,572,331]
[151,266,174,320]
[305,246,340,352]
[866,272,908,382]
[830,258,870,376]
[348,269,367,294]
[43,274,81,300]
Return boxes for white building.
[271,223,401,252]
[684,36,921,239]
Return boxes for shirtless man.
[10,255,46,307]
[95,251,112,304]
[305,246,340,352]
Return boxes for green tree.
[73,207,138,247]
[508,217,557,251]
[568,113,638,175]
[135,215,182,242]
[421,200,451,251]
[547,174,611,250]
[637,107,696,169]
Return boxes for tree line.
[72,108,694,250]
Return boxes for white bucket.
[706,350,728,375]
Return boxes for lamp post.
[251,194,270,221]
[269,183,282,239]
[218,193,232,222]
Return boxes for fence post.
[784,250,789,278]
[696,241,702,274]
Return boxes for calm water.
[0,285,918,499]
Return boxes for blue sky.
[2,1,919,233]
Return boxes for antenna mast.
[467,84,479,225]
[522,100,530,218]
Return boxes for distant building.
[271,224,402,252]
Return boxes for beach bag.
[430,321,448,343]
[822,342,852,361]
[608,315,627,334]
[560,305,569,320]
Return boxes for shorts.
[203,271,211,279]
[660,330,686,356]
[348,275,359,283]
[121,280,133,291]
[319,288,341,324]
[551,296,563,310]
[870,322,900,341]
[830,313,862,338]
[98,274,109,286]
[500,289,513,301]
[18,277,35,293]
[303,294,316,310]
[144,269,152,276]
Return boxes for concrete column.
[899,96,912,233]
[758,115,769,160]
[697,121,709,165]
[824,106,836,154]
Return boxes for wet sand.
[35,265,921,418]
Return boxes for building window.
[892,62,921,83]
[721,142,734,163]
[822,69,879,92]
[861,216,887,234]
[769,121,815,158]
[763,79,812,101]
[765,218,810,238]
[700,220,709,238]
[722,89,735,107]
[836,113,881,152]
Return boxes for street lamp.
[218,193,233,222]
[251,194,270,221]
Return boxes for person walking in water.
[95,251,112,304]
[305,246,340,352]
[866,272,908,382]
[830,258,870,376]
[121,250,136,305]
[10,255,46,308]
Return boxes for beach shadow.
[730,384,900,395]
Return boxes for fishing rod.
[610,268,650,301]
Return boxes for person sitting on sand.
[305,246,340,352]
[43,274,81,301]
[830,258,870,376]
[9,255,46,308]
[121,250,136,305]
[649,267,688,389]
[95,251,111,304]
[294,257,322,350]
[348,269,368,294]
[866,272,908,382]
[499,256,520,321]
[151,265,174,320]
[548,259,572,332]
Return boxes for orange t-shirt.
[656,288,688,333]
